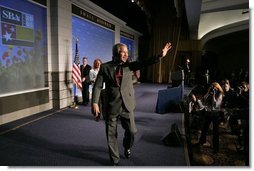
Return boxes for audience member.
[221,79,237,109]
[188,84,207,131]
[229,81,249,152]
[198,69,211,91]
[196,82,224,153]
[220,79,238,127]
[236,81,249,108]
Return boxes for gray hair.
[112,43,127,57]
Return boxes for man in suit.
[91,42,172,166]
[80,57,92,105]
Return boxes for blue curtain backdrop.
[72,16,114,97]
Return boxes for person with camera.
[229,81,249,155]
[230,81,249,131]
[236,81,249,108]
[188,84,207,131]
[196,82,224,153]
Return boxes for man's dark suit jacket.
[92,56,161,120]
[80,64,92,85]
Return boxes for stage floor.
[0,83,189,166]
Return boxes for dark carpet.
[0,83,189,166]
[189,126,249,166]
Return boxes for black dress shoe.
[124,148,131,158]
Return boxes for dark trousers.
[82,84,90,104]
[199,111,220,151]
[106,114,135,164]
[99,90,106,120]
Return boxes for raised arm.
[128,42,172,71]
[159,42,172,58]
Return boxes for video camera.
[236,86,243,95]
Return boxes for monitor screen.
[0,0,47,95]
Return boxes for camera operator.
[188,85,207,131]
[236,81,249,108]
[229,81,249,155]
[196,82,224,153]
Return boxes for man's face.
[119,45,128,63]
[222,83,230,92]
[83,58,88,65]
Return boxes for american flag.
[72,38,82,89]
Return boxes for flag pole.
[70,37,81,109]
[70,84,78,109]
[73,83,79,109]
